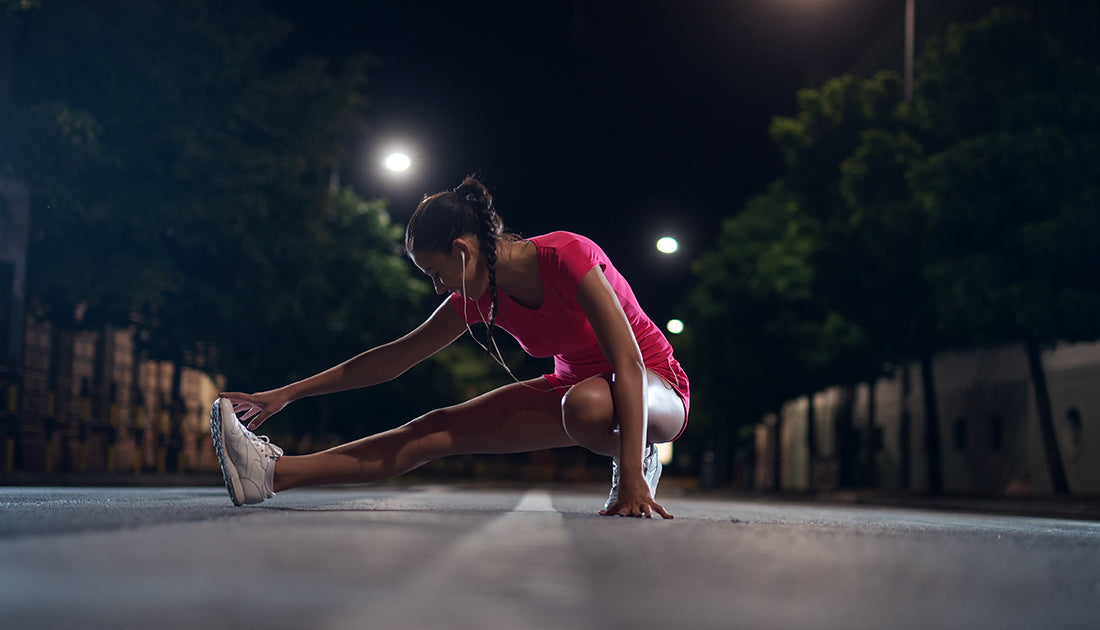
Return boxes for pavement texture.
[4,469,1099,521]
[2,484,1099,629]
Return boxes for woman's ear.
[452,238,473,264]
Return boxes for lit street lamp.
[330,148,414,193]
[384,152,411,172]
[656,236,678,255]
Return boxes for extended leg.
[272,378,572,492]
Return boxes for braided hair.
[405,175,515,352]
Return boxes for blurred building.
[0,178,223,478]
[7,315,225,476]
[1,177,29,386]
[757,341,1100,496]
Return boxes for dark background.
[265,0,902,319]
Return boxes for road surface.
[1,484,1098,629]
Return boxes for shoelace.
[242,427,284,459]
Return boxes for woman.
[213,176,690,518]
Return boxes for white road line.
[513,488,556,512]
[333,489,584,629]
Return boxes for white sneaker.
[210,397,282,506]
[603,442,663,511]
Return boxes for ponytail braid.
[477,204,501,350]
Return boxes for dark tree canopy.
[680,8,1100,490]
[0,0,491,437]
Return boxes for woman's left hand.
[600,477,674,519]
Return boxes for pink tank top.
[448,231,690,411]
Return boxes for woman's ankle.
[271,456,296,492]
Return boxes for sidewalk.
[682,486,1100,522]
[822,489,1100,522]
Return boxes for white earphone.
[455,242,561,394]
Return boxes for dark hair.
[405,175,514,348]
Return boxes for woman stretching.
[212,176,690,518]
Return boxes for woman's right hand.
[218,388,291,431]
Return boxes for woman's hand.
[217,389,291,431]
[599,475,674,519]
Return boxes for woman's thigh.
[563,369,686,444]
[401,377,577,457]
[645,369,687,443]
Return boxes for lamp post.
[904,0,915,102]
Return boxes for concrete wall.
[763,340,1100,496]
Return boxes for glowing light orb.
[656,236,679,254]
[384,152,411,172]
[666,319,684,335]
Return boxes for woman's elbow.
[612,357,646,380]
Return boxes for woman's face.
[409,238,484,299]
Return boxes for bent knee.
[561,379,615,437]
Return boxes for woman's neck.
[492,239,542,306]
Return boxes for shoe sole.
[210,398,245,507]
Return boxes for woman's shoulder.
[531,231,611,288]
[530,231,601,253]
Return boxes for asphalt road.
[2,484,1098,629]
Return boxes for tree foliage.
[769,71,913,374]
[682,7,1100,491]
[1,1,488,438]
[909,8,1100,349]
[903,8,1100,493]
[684,182,866,434]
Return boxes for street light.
[384,152,411,172]
[666,319,685,335]
[904,0,915,102]
[656,236,679,254]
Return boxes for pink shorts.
[541,364,690,442]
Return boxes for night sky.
[268,0,902,318]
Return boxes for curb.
[679,487,1100,522]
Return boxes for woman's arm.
[575,266,671,519]
[221,298,467,429]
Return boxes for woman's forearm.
[281,342,409,402]
[277,299,465,404]
[612,360,648,473]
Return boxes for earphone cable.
[460,255,563,393]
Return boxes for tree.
[840,123,947,492]
[907,8,1100,493]
[768,72,911,486]
[1,1,493,439]
[3,1,353,334]
[684,182,866,487]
